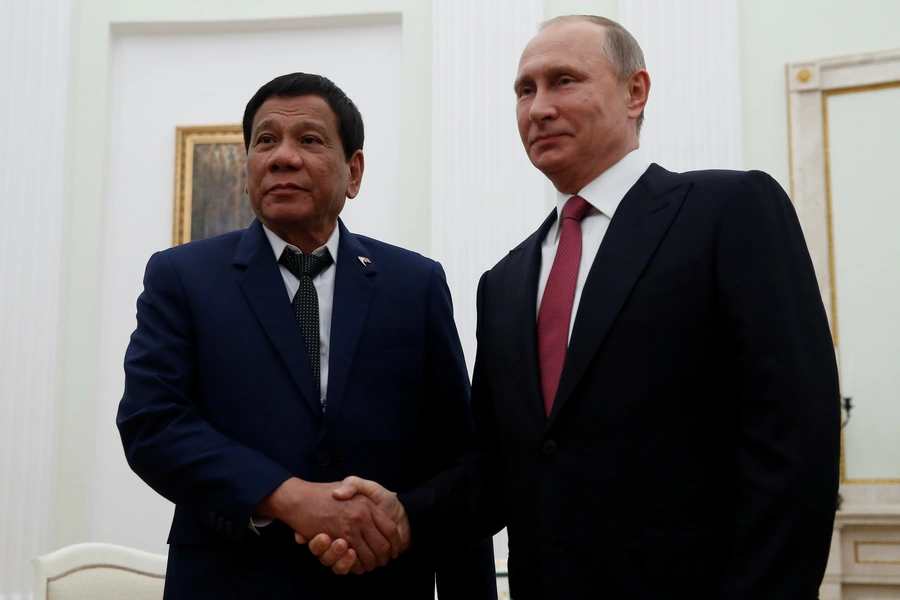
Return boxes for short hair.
[540,15,646,133]
[242,72,364,160]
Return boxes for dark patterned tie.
[279,247,333,408]
[537,195,591,418]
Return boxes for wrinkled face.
[246,94,363,238]
[514,21,641,193]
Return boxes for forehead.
[252,94,338,131]
[517,20,608,79]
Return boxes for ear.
[345,150,365,199]
[626,69,650,120]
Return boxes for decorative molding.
[618,0,743,172]
[820,80,900,352]
[0,0,73,598]
[855,541,900,566]
[835,505,900,527]
[825,509,900,598]
[787,48,900,342]
[788,48,900,485]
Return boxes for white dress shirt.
[536,149,652,341]
[251,223,339,532]
[262,223,339,405]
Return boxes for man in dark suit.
[307,15,841,600]
[116,72,496,599]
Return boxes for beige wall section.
[57,0,431,548]
[739,0,900,191]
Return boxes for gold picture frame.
[172,125,255,246]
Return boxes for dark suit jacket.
[402,165,840,600]
[117,218,496,599]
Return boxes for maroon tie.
[537,195,591,417]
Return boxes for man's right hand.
[255,477,401,572]
[298,476,411,575]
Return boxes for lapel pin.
[358,256,371,267]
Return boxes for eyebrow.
[252,119,330,138]
[513,74,532,92]
[514,64,583,91]
[252,118,279,134]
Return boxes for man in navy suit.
[307,15,841,599]
[117,72,496,599]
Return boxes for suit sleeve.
[715,172,840,598]
[116,251,294,542]
[419,262,498,600]
[402,268,506,587]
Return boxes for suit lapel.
[235,220,322,419]
[511,210,559,428]
[548,164,690,424]
[318,220,376,439]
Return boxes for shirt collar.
[262,221,341,264]
[553,148,652,225]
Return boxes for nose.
[528,88,556,122]
[268,139,302,171]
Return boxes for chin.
[530,156,567,175]
[530,148,569,168]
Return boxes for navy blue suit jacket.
[118,219,496,599]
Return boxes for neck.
[549,140,639,195]
[267,220,337,254]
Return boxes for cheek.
[516,110,530,141]
[246,160,264,185]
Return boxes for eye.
[300,136,322,144]
[256,134,275,145]
[517,86,534,98]
[558,77,574,85]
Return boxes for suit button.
[225,521,233,534]
[217,516,224,529]
[541,439,557,455]
[315,450,331,467]
[209,511,217,524]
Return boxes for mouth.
[531,133,565,146]
[267,183,304,194]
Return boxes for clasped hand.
[293,476,409,575]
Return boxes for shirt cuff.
[248,515,275,535]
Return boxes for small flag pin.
[358,256,371,266]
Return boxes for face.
[514,21,648,193]
[246,94,363,246]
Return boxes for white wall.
[619,0,743,172]
[92,22,403,552]
[738,0,900,190]
[0,0,72,597]
[430,0,546,373]
[430,0,546,569]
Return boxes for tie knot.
[562,195,591,222]
[279,247,333,279]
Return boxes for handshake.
[257,475,410,575]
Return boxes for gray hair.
[540,15,646,133]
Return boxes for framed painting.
[172,124,256,246]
